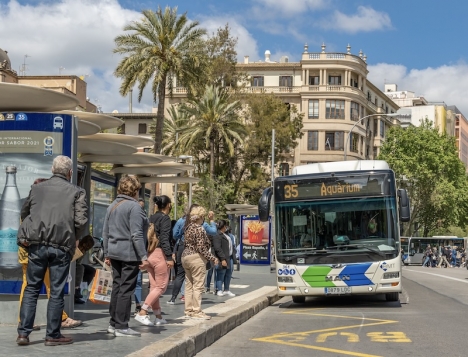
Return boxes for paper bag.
[89,269,112,304]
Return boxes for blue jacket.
[172,217,217,242]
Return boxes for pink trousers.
[142,248,169,313]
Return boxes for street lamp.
[344,113,399,161]
[179,155,193,209]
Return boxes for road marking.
[404,268,468,284]
[367,332,411,342]
[252,339,382,357]
[229,284,249,288]
[317,332,359,342]
[252,312,405,357]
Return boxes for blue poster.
[240,215,271,265]
[0,113,74,294]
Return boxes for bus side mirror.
[398,189,410,222]
[258,187,272,222]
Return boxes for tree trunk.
[149,75,167,214]
[210,138,215,180]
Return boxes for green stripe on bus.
[302,266,336,287]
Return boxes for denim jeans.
[18,244,71,339]
[422,256,430,266]
[215,260,233,292]
[206,266,216,290]
[134,271,142,305]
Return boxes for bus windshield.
[275,196,399,264]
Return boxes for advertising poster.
[0,112,73,294]
[240,215,271,265]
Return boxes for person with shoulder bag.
[213,220,237,297]
[134,195,174,326]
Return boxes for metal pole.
[271,129,275,186]
[344,113,398,161]
[174,133,178,219]
[188,157,193,209]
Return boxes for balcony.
[242,86,300,94]
[305,85,364,97]
[303,52,366,66]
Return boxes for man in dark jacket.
[17,155,88,347]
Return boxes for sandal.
[61,317,83,329]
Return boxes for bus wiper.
[326,244,386,258]
[281,250,330,262]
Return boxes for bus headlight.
[278,276,293,283]
[383,272,400,279]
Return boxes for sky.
[1,0,468,115]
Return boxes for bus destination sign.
[275,174,392,201]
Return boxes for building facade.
[0,47,96,112]
[168,44,400,170]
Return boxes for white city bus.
[258,160,410,303]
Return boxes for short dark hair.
[216,219,227,230]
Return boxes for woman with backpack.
[134,195,174,326]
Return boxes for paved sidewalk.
[0,268,276,357]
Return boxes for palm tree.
[160,105,189,156]
[179,85,246,179]
[114,6,206,154]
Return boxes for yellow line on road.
[251,338,382,357]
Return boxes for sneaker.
[167,300,175,305]
[191,311,211,320]
[154,317,167,325]
[224,291,236,297]
[107,325,115,334]
[61,318,83,329]
[204,288,210,294]
[180,295,185,301]
[134,314,154,326]
[217,291,225,297]
[114,328,141,337]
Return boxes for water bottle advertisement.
[0,112,73,294]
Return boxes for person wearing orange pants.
[18,246,81,329]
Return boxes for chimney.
[265,50,271,62]
[244,56,249,64]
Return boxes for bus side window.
[410,249,415,256]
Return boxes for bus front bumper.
[277,282,401,296]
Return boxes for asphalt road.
[197,265,468,357]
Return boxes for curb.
[127,289,279,357]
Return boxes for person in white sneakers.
[213,220,237,297]
[135,195,174,326]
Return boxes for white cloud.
[368,62,468,116]
[252,0,326,17]
[0,0,155,113]
[199,17,259,61]
[321,6,392,34]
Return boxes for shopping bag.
[89,269,112,304]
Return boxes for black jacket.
[212,230,237,269]
[149,211,173,261]
[20,174,88,254]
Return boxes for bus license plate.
[325,287,351,295]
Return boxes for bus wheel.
[385,292,399,302]
[292,296,306,304]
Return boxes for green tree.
[226,93,304,202]
[113,6,206,154]
[378,118,468,236]
[178,85,246,179]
